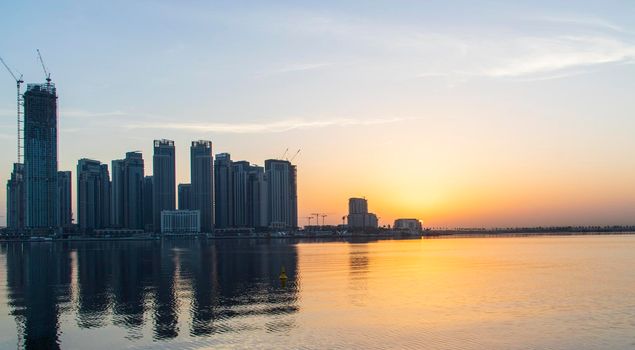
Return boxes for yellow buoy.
[279,265,288,287]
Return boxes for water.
[0,235,634,349]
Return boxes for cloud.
[125,117,415,134]
[258,62,334,77]
[265,11,635,81]
[480,36,635,78]
[529,15,625,32]
[62,109,127,118]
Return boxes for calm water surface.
[0,235,634,349]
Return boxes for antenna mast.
[0,56,24,163]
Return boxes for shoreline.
[0,231,633,243]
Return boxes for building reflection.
[1,238,299,349]
[4,243,72,350]
[348,243,370,306]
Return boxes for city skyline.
[1,1,635,227]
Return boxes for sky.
[0,0,634,228]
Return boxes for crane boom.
[0,56,21,82]
[0,55,24,163]
[289,149,301,162]
[36,49,51,83]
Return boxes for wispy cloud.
[258,62,334,78]
[126,117,415,134]
[62,109,128,118]
[529,15,625,32]
[480,36,635,78]
[264,11,635,81]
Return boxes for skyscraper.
[77,159,110,231]
[24,83,58,231]
[112,152,145,229]
[57,171,72,229]
[124,152,144,230]
[153,139,176,232]
[232,161,250,227]
[142,176,153,231]
[6,163,25,230]
[247,165,268,229]
[214,153,233,229]
[178,184,192,210]
[110,159,124,227]
[190,140,214,232]
[265,159,297,229]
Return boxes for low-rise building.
[161,210,200,234]
[394,218,422,232]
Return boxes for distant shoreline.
[0,230,633,243]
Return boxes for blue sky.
[1,1,634,227]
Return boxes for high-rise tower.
[214,153,233,229]
[153,139,175,232]
[6,163,25,230]
[24,83,58,231]
[190,140,214,232]
[265,159,297,229]
[57,171,72,228]
[77,159,110,231]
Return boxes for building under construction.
[23,82,59,231]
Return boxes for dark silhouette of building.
[111,152,144,229]
[153,139,176,232]
[190,140,214,232]
[232,161,250,227]
[214,153,233,229]
[6,162,25,230]
[265,159,298,229]
[347,197,378,229]
[230,162,268,229]
[57,170,72,229]
[110,159,124,227]
[143,176,153,231]
[178,184,192,210]
[77,159,111,231]
[247,165,268,229]
[24,83,58,231]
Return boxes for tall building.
[247,165,268,228]
[152,139,176,232]
[110,159,124,227]
[190,140,214,232]
[57,171,72,229]
[6,163,25,230]
[265,159,297,229]
[24,83,58,230]
[349,198,368,215]
[111,152,145,229]
[124,152,145,229]
[232,161,250,227]
[77,159,111,231]
[178,184,192,210]
[347,197,378,230]
[214,153,233,229]
[142,176,153,231]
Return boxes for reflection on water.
[1,235,635,349]
[0,239,299,349]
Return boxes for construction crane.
[0,56,24,164]
[320,214,328,226]
[289,149,301,162]
[311,213,320,226]
[36,49,51,84]
[280,147,289,160]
